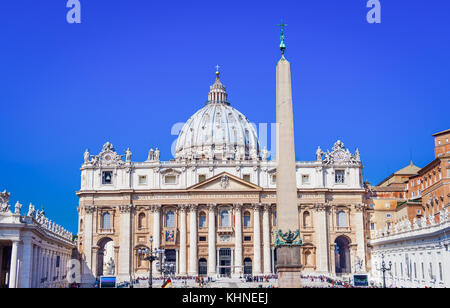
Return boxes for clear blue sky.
[1,1,449,233]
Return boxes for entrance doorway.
[218,248,231,277]
[0,245,11,288]
[164,249,176,274]
[96,237,114,277]
[335,236,351,274]
[198,258,207,276]
[243,258,252,275]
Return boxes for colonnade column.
[19,237,33,287]
[313,203,329,273]
[233,203,243,276]
[151,204,161,276]
[179,204,187,275]
[9,240,19,288]
[118,204,132,282]
[263,204,272,275]
[188,205,198,276]
[207,203,216,276]
[252,203,262,275]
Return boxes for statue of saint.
[355,148,360,161]
[14,201,22,215]
[27,203,36,217]
[316,146,323,161]
[148,148,154,161]
[262,147,269,161]
[155,148,160,161]
[106,257,115,275]
[126,148,132,162]
[84,149,90,164]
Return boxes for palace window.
[138,213,146,229]
[243,211,251,228]
[102,212,111,230]
[199,236,207,242]
[165,211,175,228]
[199,212,206,228]
[164,175,177,184]
[220,209,230,227]
[302,175,310,185]
[138,175,147,185]
[243,174,251,182]
[335,170,345,184]
[244,236,252,242]
[198,174,206,183]
[303,211,311,227]
[102,171,113,184]
[337,210,347,227]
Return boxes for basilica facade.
[77,70,368,283]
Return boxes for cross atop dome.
[277,19,287,55]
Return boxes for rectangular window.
[199,236,207,242]
[271,175,276,184]
[370,223,375,230]
[138,175,147,185]
[244,236,252,242]
[335,170,345,184]
[243,174,251,182]
[164,175,177,184]
[302,175,310,185]
[412,191,415,197]
[198,174,206,183]
[386,214,392,218]
[102,171,113,184]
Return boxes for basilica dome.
[175,70,260,161]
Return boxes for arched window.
[220,209,230,227]
[243,211,251,228]
[166,211,175,228]
[199,212,207,228]
[303,211,311,227]
[337,210,347,227]
[102,212,111,230]
[138,213,146,229]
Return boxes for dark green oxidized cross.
[277,20,287,55]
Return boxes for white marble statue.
[148,148,154,161]
[126,148,132,162]
[0,190,11,213]
[155,148,160,161]
[84,149,90,164]
[14,201,22,215]
[262,147,269,162]
[27,203,36,217]
[316,146,323,161]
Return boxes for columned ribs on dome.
[175,69,260,161]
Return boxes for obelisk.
[275,20,303,288]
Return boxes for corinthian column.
[151,204,161,275]
[188,205,198,276]
[354,203,366,272]
[234,203,243,275]
[82,205,96,284]
[253,203,262,275]
[313,203,329,273]
[179,204,187,275]
[263,204,272,274]
[207,204,216,276]
[118,204,133,282]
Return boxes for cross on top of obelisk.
[277,19,287,55]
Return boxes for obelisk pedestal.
[275,23,303,288]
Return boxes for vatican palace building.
[76,69,368,283]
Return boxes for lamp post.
[137,236,159,288]
[376,254,392,288]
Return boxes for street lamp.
[376,254,392,288]
[137,236,159,288]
